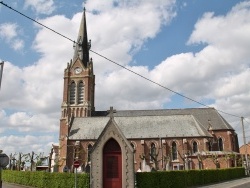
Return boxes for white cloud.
[0,23,18,41]
[0,135,55,155]
[184,1,250,108]
[86,0,176,71]
[0,23,24,51]
[24,0,56,15]
[188,2,250,54]
[8,112,58,132]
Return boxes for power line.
[0,1,76,44]
[244,118,250,126]
[0,1,243,119]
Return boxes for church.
[58,9,240,188]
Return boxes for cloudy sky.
[0,0,250,156]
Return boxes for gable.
[90,117,134,188]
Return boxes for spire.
[73,8,91,67]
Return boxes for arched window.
[70,81,76,104]
[87,144,93,162]
[150,143,156,161]
[78,81,84,104]
[131,143,136,162]
[172,142,177,160]
[218,138,223,151]
[193,141,198,153]
[231,137,235,151]
[207,141,212,151]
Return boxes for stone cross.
[107,106,116,119]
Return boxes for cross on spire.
[108,106,116,119]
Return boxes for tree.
[196,152,207,169]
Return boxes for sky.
[0,0,250,157]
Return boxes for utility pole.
[241,117,249,175]
[0,61,4,90]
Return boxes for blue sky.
[134,0,237,68]
[0,0,250,156]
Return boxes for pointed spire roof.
[73,8,91,67]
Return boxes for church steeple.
[73,8,91,67]
[61,7,95,120]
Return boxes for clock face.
[74,67,82,74]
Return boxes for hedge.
[2,170,89,188]
[2,167,245,188]
[136,167,245,188]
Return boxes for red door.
[103,139,122,188]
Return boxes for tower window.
[70,82,76,104]
[78,81,84,104]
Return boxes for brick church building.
[58,9,240,188]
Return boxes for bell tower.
[61,8,95,120]
[59,8,95,171]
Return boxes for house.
[58,8,240,188]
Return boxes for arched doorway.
[103,138,122,188]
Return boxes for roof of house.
[68,108,234,140]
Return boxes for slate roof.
[68,108,234,140]
[93,107,233,130]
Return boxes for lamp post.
[241,117,249,175]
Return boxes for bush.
[3,167,245,188]
[2,170,90,188]
[136,167,245,188]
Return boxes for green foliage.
[2,167,245,188]
[137,171,185,188]
[136,167,245,188]
[2,170,90,188]
[186,170,204,186]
